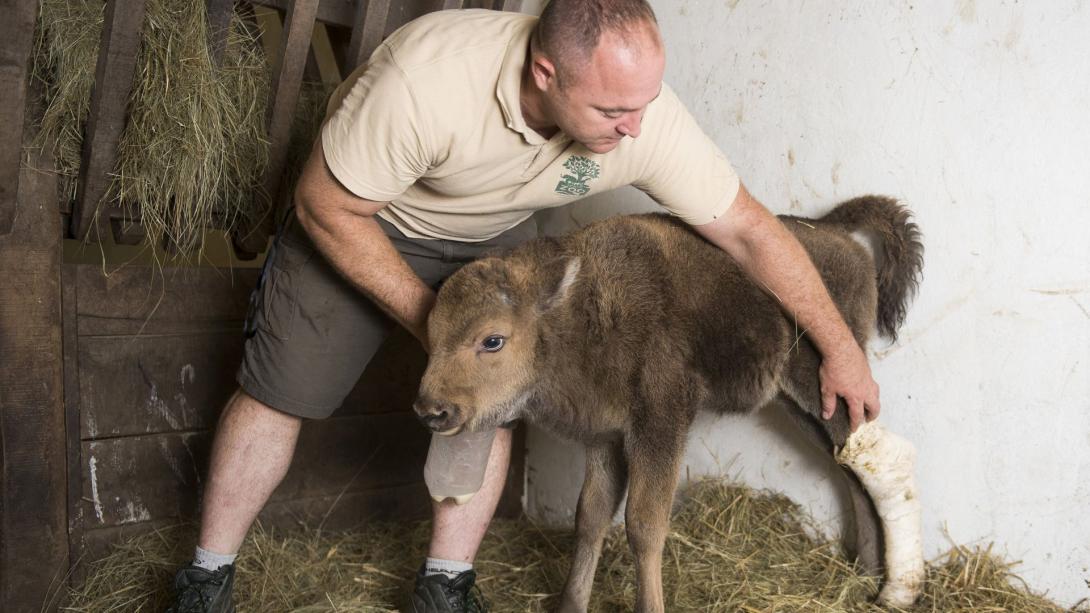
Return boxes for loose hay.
[34,0,270,255]
[62,480,1083,612]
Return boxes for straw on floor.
[61,479,1084,612]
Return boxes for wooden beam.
[347,0,393,71]
[205,0,236,64]
[61,264,87,584]
[250,0,355,29]
[0,0,38,236]
[0,148,67,612]
[73,263,256,333]
[233,0,320,256]
[70,0,148,242]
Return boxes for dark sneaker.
[165,564,235,613]
[409,567,487,613]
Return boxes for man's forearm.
[296,203,435,347]
[724,206,857,359]
[697,187,857,356]
[694,185,880,428]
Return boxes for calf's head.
[414,253,581,435]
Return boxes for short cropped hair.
[533,0,659,87]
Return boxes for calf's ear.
[538,257,582,311]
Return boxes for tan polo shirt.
[322,9,740,242]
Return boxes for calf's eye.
[481,335,505,352]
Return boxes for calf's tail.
[820,196,924,342]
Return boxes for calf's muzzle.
[413,394,464,434]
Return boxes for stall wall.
[524,1,1090,606]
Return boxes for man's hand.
[819,341,880,432]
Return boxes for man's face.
[539,26,666,154]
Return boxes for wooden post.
[347,0,392,71]
[0,152,67,610]
[232,0,320,257]
[70,0,148,242]
[206,0,237,64]
[0,0,38,236]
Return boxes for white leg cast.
[836,422,925,607]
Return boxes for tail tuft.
[821,196,923,341]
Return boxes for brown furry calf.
[414,197,926,613]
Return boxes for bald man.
[165,2,880,612]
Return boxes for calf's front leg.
[557,441,628,613]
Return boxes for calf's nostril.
[413,396,437,417]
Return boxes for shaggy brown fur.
[415,196,923,613]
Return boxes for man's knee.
[221,388,304,431]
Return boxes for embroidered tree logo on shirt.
[555,155,601,196]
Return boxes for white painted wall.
[523,0,1090,606]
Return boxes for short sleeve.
[321,45,433,202]
[632,84,740,225]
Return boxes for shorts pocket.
[255,238,315,342]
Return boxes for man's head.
[524,0,664,154]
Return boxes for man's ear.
[538,257,582,312]
[530,53,558,92]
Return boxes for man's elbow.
[695,188,779,264]
[293,180,320,237]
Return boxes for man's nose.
[616,111,642,138]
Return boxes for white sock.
[424,557,472,579]
[193,546,238,572]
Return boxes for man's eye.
[601,110,622,119]
[481,336,505,352]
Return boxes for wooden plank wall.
[64,0,536,553]
[65,263,525,562]
[1,1,535,609]
[0,155,67,610]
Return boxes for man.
[166,1,880,611]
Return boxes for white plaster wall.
[523,0,1090,606]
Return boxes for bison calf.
[415,197,925,612]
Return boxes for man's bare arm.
[692,184,880,431]
[293,141,436,349]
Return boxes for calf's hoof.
[877,571,924,608]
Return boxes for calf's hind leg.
[558,441,628,613]
[780,346,924,607]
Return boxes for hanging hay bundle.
[61,480,1084,612]
[35,0,270,255]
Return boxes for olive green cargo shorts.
[237,212,538,419]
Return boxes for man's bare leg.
[427,427,512,562]
[198,390,302,554]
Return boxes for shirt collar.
[496,18,547,146]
